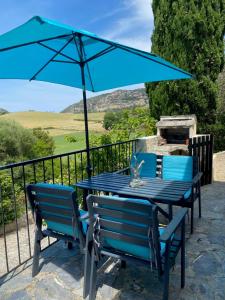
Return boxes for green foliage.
[0,123,55,226]
[64,135,77,144]
[103,111,123,130]
[0,121,55,164]
[198,123,225,153]
[217,62,225,117]
[32,127,55,157]
[0,174,24,226]
[102,107,156,142]
[0,120,36,164]
[146,1,225,125]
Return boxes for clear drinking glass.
[129,157,145,187]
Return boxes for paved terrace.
[0,182,225,300]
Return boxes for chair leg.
[83,243,92,299]
[32,230,41,277]
[163,243,170,300]
[121,260,126,269]
[67,241,73,249]
[181,220,185,288]
[89,247,97,300]
[198,186,202,218]
[168,204,173,220]
[190,204,194,234]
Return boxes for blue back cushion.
[162,156,193,182]
[131,152,157,178]
[98,196,165,261]
[32,183,87,237]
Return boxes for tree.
[146,1,225,125]
[103,111,123,130]
[95,107,156,143]
[217,62,225,121]
[0,120,36,163]
[0,121,55,164]
[110,107,156,141]
[32,127,55,157]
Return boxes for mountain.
[61,88,149,113]
[0,108,9,115]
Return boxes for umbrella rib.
[52,59,79,64]
[38,42,80,64]
[0,34,73,53]
[84,45,116,64]
[29,36,74,81]
[79,32,192,77]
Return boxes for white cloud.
[100,0,153,51]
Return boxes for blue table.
[75,172,193,216]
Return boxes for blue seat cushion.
[162,156,193,200]
[99,195,165,261]
[131,152,157,178]
[162,155,193,182]
[47,209,88,237]
[104,227,166,261]
[32,183,87,237]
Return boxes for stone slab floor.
[0,181,225,300]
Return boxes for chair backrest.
[26,183,83,240]
[162,155,193,182]
[131,152,157,178]
[87,195,162,267]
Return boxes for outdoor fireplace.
[156,115,197,145]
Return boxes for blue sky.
[0,0,154,112]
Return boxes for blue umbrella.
[0,16,193,176]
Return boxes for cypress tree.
[146,0,225,125]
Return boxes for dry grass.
[0,111,105,136]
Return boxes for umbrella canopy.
[0,16,193,176]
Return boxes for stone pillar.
[213,151,225,182]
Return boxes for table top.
[75,172,193,204]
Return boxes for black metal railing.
[0,139,137,278]
[188,134,213,185]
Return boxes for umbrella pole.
[80,56,92,178]
[77,33,92,178]
[82,85,92,178]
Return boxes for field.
[53,131,101,154]
[0,111,105,153]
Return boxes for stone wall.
[213,151,225,182]
[135,136,158,152]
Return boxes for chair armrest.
[113,167,130,175]
[160,208,188,243]
[192,172,203,185]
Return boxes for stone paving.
[0,181,225,300]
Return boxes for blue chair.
[84,194,187,300]
[116,152,157,178]
[130,152,157,178]
[26,183,88,277]
[162,155,202,233]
